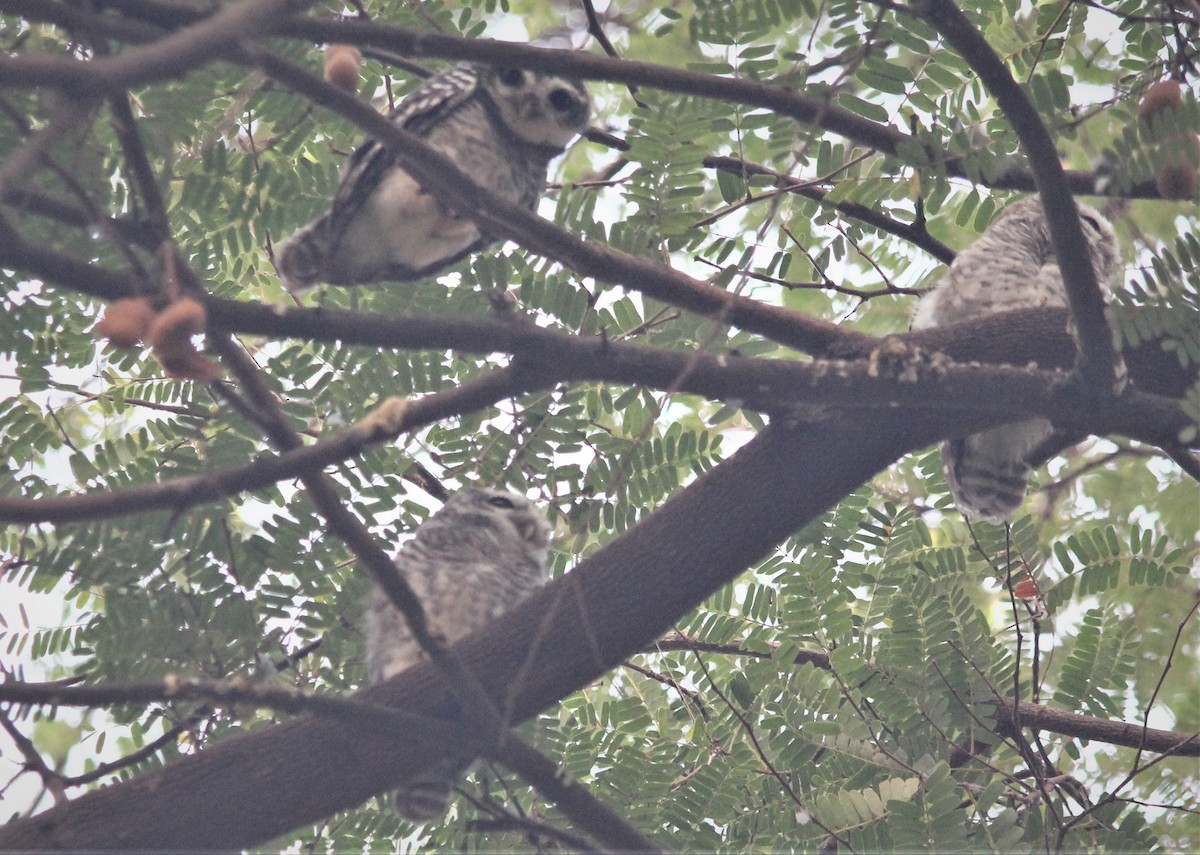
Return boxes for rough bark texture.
[0,317,1194,851]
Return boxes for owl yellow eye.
[487,496,516,509]
[498,68,526,87]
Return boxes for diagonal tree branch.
[247,49,864,358]
[204,331,659,851]
[0,399,1074,850]
[913,0,1127,396]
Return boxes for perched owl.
[276,64,590,290]
[364,487,552,822]
[911,196,1120,521]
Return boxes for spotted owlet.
[911,196,1120,521]
[364,487,551,822]
[276,64,590,290]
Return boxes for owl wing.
[324,65,482,246]
[276,66,485,289]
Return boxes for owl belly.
[328,168,484,283]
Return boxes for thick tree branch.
[0,413,898,849]
[2,306,1194,527]
[0,674,658,853]
[0,0,291,94]
[1,385,1177,849]
[914,0,1126,395]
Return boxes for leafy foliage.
[1,0,1197,852]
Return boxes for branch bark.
[0,405,928,850]
[914,0,1126,394]
[2,307,1194,527]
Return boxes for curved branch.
[914,0,1125,395]
[266,15,1160,199]
[0,0,290,94]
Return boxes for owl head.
[478,66,591,152]
[447,487,553,552]
[1074,202,1120,285]
[1000,196,1121,286]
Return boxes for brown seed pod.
[148,298,221,381]
[1156,161,1198,200]
[1137,79,1183,124]
[324,44,363,95]
[148,297,206,346]
[94,297,156,348]
[155,346,223,382]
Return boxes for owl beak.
[517,94,545,123]
[514,517,550,548]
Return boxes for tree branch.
[0,0,292,94]
[703,154,957,264]
[913,0,1126,395]
[647,634,1200,757]
[0,366,526,524]
[491,737,665,854]
[0,674,477,755]
[264,15,1160,199]
[3,305,1194,527]
[0,407,920,848]
[246,49,863,358]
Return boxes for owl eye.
[487,496,516,509]
[548,88,577,112]
[497,68,526,88]
[1080,213,1104,235]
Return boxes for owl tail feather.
[942,438,1031,523]
[392,778,455,823]
[275,216,332,293]
[390,754,476,823]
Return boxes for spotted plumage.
[911,196,1120,521]
[277,64,590,290]
[364,488,551,821]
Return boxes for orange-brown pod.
[325,44,363,94]
[94,297,156,348]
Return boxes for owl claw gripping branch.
[276,63,591,291]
